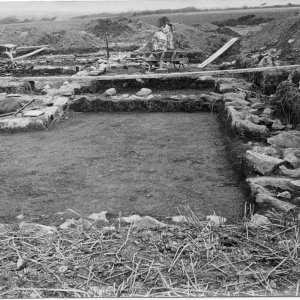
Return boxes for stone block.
[41,106,63,122]
[249,214,272,228]
[251,102,265,109]
[251,145,281,158]
[69,96,92,112]
[277,191,291,199]
[283,148,300,168]
[132,216,167,229]
[136,88,152,97]
[267,131,300,148]
[219,83,236,93]
[19,222,57,235]
[223,92,247,102]
[279,165,300,178]
[244,150,284,175]
[225,100,250,108]
[247,176,292,190]
[0,116,45,131]
[235,120,269,137]
[290,180,300,191]
[52,96,70,108]
[256,193,296,212]
[104,88,117,96]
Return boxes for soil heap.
[241,15,300,65]
[0,16,236,57]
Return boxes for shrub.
[274,80,300,124]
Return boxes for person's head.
[158,16,170,28]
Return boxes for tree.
[40,16,57,21]
[0,16,20,24]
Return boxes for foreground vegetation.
[1,206,300,297]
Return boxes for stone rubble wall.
[0,76,219,132]
[216,77,300,221]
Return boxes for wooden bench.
[0,44,17,62]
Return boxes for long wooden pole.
[2,64,300,82]
[105,33,111,70]
[12,98,35,116]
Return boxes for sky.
[0,0,299,19]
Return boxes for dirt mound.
[172,22,228,52]
[0,20,103,52]
[241,16,300,64]
[0,16,235,58]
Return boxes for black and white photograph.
[0,0,300,297]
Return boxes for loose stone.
[104,88,117,96]
[136,88,152,97]
[249,214,272,228]
[277,191,292,199]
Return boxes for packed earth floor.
[0,111,246,224]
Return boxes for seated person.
[152,16,175,52]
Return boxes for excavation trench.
[0,88,248,224]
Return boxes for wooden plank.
[197,37,239,69]
[4,64,300,82]
[0,25,7,37]
[16,45,49,51]
[14,47,47,61]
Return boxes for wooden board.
[14,47,47,61]
[197,37,239,69]
[0,25,7,37]
[5,64,300,82]
[16,45,49,51]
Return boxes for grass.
[133,7,300,27]
[1,205,300,297]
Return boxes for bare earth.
[0,112,246,223]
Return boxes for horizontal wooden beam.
[1,64,300,82]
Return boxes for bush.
[0,16,20,24]
[40,16,57,21]
[274,80,300,124]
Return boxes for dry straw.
[0,206,300,297]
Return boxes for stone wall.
[216,77,300,223]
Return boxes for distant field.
[132,7,300,26]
